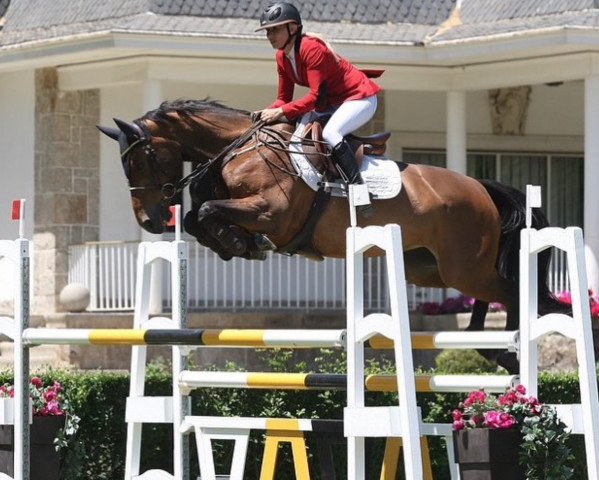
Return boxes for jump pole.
[177,371,519,394]
[19,328,518,350]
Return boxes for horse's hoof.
[244,250,267,261]
[497,351,520,375]
[217,251,233,261]
[214,226,247,256]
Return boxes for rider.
[256,2,382,217]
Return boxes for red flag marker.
[11,199,26,238]
[11,200,22,221]
[167,206,177,227]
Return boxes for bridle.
[120,134,178,200]
[120,120,267,202]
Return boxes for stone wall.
[33,68,100,313]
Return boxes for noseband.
[120,129,177,200]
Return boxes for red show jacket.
[267,35,382,120]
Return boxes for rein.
[175,119,267,194]
[234,125,331,178]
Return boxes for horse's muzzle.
[141,219,166,234]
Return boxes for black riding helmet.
[255,2,302,31]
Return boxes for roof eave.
[0,25,599,74]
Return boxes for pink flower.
[45,400,63,416]
[452,409,463,421]
[498,390,521,407]
[44,390,56,402]
[452,420,465,430]
[557,291,572,304]
[484,411,516,429]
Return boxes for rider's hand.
[251,110,262,122]
[260,107,285,124]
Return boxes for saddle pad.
[289,114,401,199]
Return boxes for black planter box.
[453,428,525,480]
[0,416,64,480]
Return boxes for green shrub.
[0,354,592,479]
[434,348,498,374]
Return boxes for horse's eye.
[133,159,146,172]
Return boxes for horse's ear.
[114,118,145,141]
[96,125,120,141]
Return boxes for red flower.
[464,390,486,407]
[452,386,552,432]
[30,377,42,389]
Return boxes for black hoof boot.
[497,351,520,375]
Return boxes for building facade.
[0,0,597,315]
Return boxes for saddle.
[301,119,391,175]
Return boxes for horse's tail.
[478,179,569,315]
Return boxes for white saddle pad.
[288,114,401,199]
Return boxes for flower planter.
[453,428,525,480]
[0,415,64,479]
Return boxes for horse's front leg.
[191,197,278,259]
[184,209,234,261]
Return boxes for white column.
[584,75,599,292]
[446,90,467,174]
[142,79,164,314]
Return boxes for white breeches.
[321,95,378,147]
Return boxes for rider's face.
[266,23,297,51]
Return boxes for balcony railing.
[68,240,449,312]
[69,240,569,313]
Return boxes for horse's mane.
[140,98,250,122]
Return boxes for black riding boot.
[331,140,374,217]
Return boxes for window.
[404,150,584,228]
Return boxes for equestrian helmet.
[255,2,302,31]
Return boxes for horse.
[98,99,564,373]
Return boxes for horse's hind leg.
[465,300,489,332]
[469,284,519,374]
[465,299,519,373]
[440,261,520,373]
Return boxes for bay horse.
[98,99,563,373]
